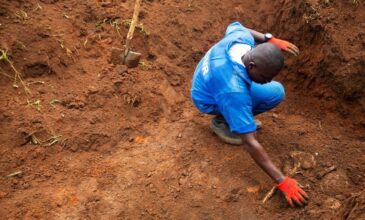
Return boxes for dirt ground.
[0,0,364,219]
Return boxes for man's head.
[242,43,284,84]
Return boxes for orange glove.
[268,37,300,56]
[277,177,308,207]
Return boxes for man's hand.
[277,177,308,207]
[268,37,300,56]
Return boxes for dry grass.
[0,49,31,95]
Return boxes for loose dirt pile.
[0,0,364,219]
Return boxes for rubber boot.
[210,116,243,145]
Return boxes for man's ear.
[248,62,256,69]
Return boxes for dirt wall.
[265,0,365,125]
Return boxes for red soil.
[0,0,364,219]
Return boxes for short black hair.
[252,43,284,74]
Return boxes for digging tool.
[111,0,142,68]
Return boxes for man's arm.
[239,132,285,183]
[247,28,266,43]
[239,132,308,206]
[247,28,300,56]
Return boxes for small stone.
[100,2,109,6]
[246,186,260,193]
[12,179,19,185]
[272,113,279,118]
[115,65,128,75]
[302,160,314,170]
[190,200,202,208]
[320,170,349,195]
[298,129,306,136]
[56,200,63,207]
[0,191,7,198]
[178,177,188,186]
[224,188,242,202]
[70,145,78,152]
[323,197,341,209]
[110,47,124,65]
[87,86,98,94]
[335,194,345,201]
[333,135,341,140]
[22,182,30,189]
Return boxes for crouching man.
[191,22,308,207]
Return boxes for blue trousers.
[194,81,285,116]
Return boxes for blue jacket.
[191,22,257,133]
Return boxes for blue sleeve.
[216,92,257,134]
[224,22,255,47]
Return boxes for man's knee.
[272,81,285,104]
[261,81,285,110]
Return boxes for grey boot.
[210,116,243,145]
[255,119,262,129]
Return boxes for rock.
[190,199,202,208]
[87,86,99,94]
[178,177,188,186]
[0,191,7,198]
[70,144,78,152]
[246,186,260,193]
[297,128,306,136]
[115,65,128,75]
[333,135,341,140]
[323,197,342,209]
[320,170,349,195]
[302,160,314,170]
[335,194,345,201]
[290,151,316,170]
[224,187,242,202]
[110,47,124,65]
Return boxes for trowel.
[111,0,142,68]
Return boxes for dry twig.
[0,49,31,95]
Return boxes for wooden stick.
[124,0,142,58]
[262,186,277,203]
[316,165,336,179]
[262,162,301,203]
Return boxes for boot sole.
[210,124,243,145]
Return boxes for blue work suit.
[191,22,285,134]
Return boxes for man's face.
[247,64,278,84]
[243,44,283,84]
